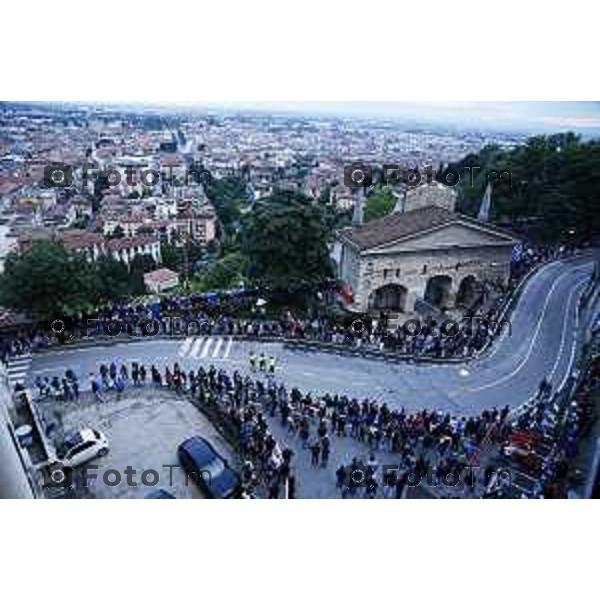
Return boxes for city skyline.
[178,101,600,135]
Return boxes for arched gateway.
[424,275,453,310]
[369,284,408,311]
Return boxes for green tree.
[191,252,246,292]
[453,132,600,244]
[0,241,97,319]
[205,176,247,234]
[241,190,333,289]
[129,254,157,296]
[364,186,396,222]
[93,256,131,303]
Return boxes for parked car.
[177,436,241,499]
[58,428,109,469]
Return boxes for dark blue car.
[177,436,241,499]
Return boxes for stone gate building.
[333,204,520,314]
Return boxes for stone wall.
[404,184,457,214]
[351,244,513,312]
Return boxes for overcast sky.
[182,101,600,134]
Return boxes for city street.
[19,253,598,416]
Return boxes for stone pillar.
[405,290,418,313]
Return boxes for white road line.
[189,337,204,359]
[212,338,223,358]
[557,280,584,392]
[6,364,29,385]
[485,262,590,360]
[200,338,213,359]
[468,266,592,392]
[547,278,587,383]
[514,276,589,413]
[223,337,233,360]
[8,355,32,365]
[178,337,194,358]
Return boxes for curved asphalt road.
[25,253,599,416]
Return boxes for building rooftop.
[144,267,178,286]
[106,235,158,251]
[337,205,519,251]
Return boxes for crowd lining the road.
[29,348,595,498]
[0,244,566,367]
[3,242,593,498]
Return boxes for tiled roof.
[337,205,518,251]
[106,235,158,251]
[144,267,178,285]
[61,229,104,250]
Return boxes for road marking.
[548,278,587,383]
[511,278,589,418]
[468,266,592,392]
[485,261,590,361]
[557,278,585,393]
[484,260,559,360]
[212,337,223,358]
[223,337,233,360]
[178,337,193,357]
[5,354,32,387]
[189,337,204,359]
[200,338,213,359]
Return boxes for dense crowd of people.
[5,242,594,498]
[32,340,597,499]
[498,356,599,498]
[0,243,569,369]
[32,357,526,498]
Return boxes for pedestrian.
[109,361,117,386]
[365,475,378,499]
[395,471,406,499]
[310,439,321,467]
[99,364,108,387]
[299,420,310,448]
[268,478,280,499]
[321,435,330,467]
[90,374,102,402]
[336,464,346,488]
[116,376,125,399]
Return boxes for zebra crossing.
[4,353,32,388]
[177,336,234,361]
